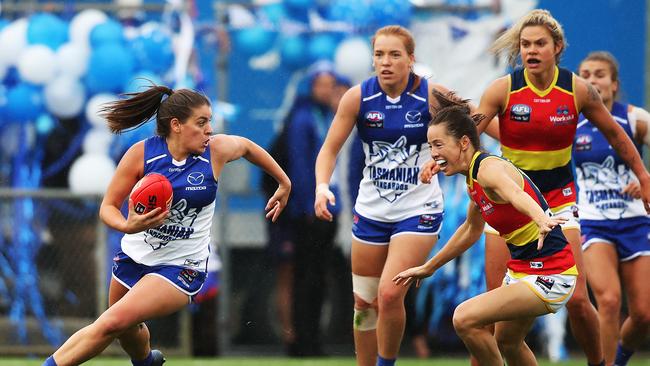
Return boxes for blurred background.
[0,0,646,362]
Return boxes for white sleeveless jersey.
[354,75,443,222]
[121,136,218,269]
[573,102,647,220]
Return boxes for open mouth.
[527,58,541,65]
[435,158,448,170]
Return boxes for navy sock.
[614,343,634,366]
[376,354,396,366]
[587,361,605,366]
[42,356,58,366]
[132,351,153,366]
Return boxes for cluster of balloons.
[233,0,409,83]
[0,9,175,194]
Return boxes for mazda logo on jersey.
[510,104,531,122]
[365,111,384,128]
[405,110,421,123]
[187,172,204,185]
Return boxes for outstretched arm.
[393,203,485,287]
[210,134,291,222]
[577,77,650,212]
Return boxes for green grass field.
[6,357,650,366]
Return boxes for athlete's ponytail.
[101,81,210,137]
[429,89,484,150]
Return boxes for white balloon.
[68,153,116,194]
[44,75,86,118]
[0,18,28,66]
[82,128,113,155]
[334,38,372,85]
[17,45,57,85]
[69,9,108,47]
[85,93,118,128]
[56,42,89,77]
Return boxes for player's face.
[519,25,561,74]
[180,104,213,154]
[427,123,462,176]
[373,35,414,87]
[579,60,617,105]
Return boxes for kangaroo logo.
[144,199,201,250]
[368,136,420,202]
[580,156,632,219]
[370,136,410,169]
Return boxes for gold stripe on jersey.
[501,144,572,171]
[501,220,539,246]
[523,67,559,97]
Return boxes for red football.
[130,173,173,215]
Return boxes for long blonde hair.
[490,9,567,67]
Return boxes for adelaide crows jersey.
[121,136,218,270]
[500,66,578,210]
[355,75,443,222]
[467,152,576,276]
[574,101,646,220]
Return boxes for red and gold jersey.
[499,66,578,210]
[467,152,577,276]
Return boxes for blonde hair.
[490,9,567,67]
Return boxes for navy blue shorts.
[581,217,650,261]
[351,210,443,245]
[112,251,207,301]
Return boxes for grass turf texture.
[6,358,650,366]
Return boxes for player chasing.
[393,90,577,366]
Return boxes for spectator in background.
[265,61,339,357]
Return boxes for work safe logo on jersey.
[510,104,531,122]
[365,111,384,128]
[369,135,420,202]
[550,104,575,125]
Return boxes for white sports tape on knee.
[353,307,378,331]
[352,273,379,304]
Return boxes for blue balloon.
[308,33,339,62]
[280,35,309,69]
[90,19,124,47]
[35,113,56,135]
[5,83,44,123]
[260,3,286,26]
[235,26,277,57]
[27,13,69,50]
[370,0,412,28]
[0,19,9,32]
[85,44,135,94]
[131,32,174,74]
[285,0,313,10]
[327,0,373,30]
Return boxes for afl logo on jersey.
[187,172,204,185]
[575,134,592,151]
[405,110,421,123]
[510,104,531,122]
[365,111,384,128]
